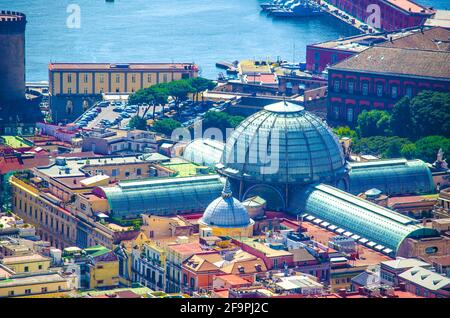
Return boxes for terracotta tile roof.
[214,274,251,286]
[379,27,450,51]
[331,46,450,80]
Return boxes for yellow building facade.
[0,273,71,298]
[1,254,51,274]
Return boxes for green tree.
[152,118,182,136]
[414,135,450,163]
[128,116,147,130]
[202,111,245,135]
[390,97,413,138]
[333,126,357,139]
[400,143,417,160]
[410,91,450,139]
[356,110,392,138]
[187,77,216,103]
[166,80,195,110]
[352,136,410,158]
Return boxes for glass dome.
[200,179,253,228]
[221,101,346,184]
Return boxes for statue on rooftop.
[434,148,448,170]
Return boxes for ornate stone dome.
[200,179,253,228]
[220,101,346,185]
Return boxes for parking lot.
[74,98,230,131]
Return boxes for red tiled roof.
[215,274,251,286]
[332,46,450,79]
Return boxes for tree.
[390,97,413,138]
[166,80,194,110]
[414,135,450,163]
[152,118,182,136]
[357,110,392,138]
[333,126,357,139]
[128,116,147,130]
[410,91,450,139]
[202,111,245,135]
[352,136,410,158]
[188,77,216,103]
[400,143,417,160]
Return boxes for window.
[84,87,88,95]
[136,168,142,176]
[25,289,31,295]
[405,86,413,98]
[333,105,339,119]
[125,171,130,177]
[163,74,168,83]
[68,74,72,83]
[132,74,136,83]
[8,291,14,296]
[362,82,369,96]
[111,169,118,177]
[376,83,384,97]
[84,73,88,83]
[41,287,48,293]
[100,74,105,83]
[67,87,72,95]
[333,80,340,92]
[147,74,152,82]
[347,107,354,123]
[116,74,120,83]
[391,86,398,98]
[97,280,104,285]
[97,265,104,269]
[38,265,43,270]
[331,54,338,64]
[24,266,29,272]
[190,277,195,288]
[348,81,354,94]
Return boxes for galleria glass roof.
[200,179,252,228]
[221,101,346,185]
[182,139,224,167]
[97,175,224,218]
[347,159,435,196]
[294,183,439,253]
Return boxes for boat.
[270,0,323,17]
[260,0,285,11]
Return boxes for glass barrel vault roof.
[294,183,439,253]
[97,175,224,218]
[347,159,435,196]
[182,138,224,167]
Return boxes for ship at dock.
[261,0,323,18]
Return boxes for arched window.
[66,100,73,115]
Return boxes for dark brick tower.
[0,10,42,135]
[0,10,26,104]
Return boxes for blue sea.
[1,0,448,81]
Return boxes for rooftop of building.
[83,245,112,258]
[399,266,450,290]
[299,222,392,267]
[379,27,450,51]
[214,274,251,286]
[388,194,438,206]
[381,258,430,270]
[0,272,67,288]
[235,237,292,258]
[331,46,450,80]
[429,255,450,267]
[1,253,50,265]
[167,242,204,256]
[0,136,33,149]
[383,0,432,14]
[48,62,198,71]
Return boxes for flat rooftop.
[301,222,392,267]
[49,63,197,71]
[0,273,67,288]
[383,0,432,14]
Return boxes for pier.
[315,0,376,34]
